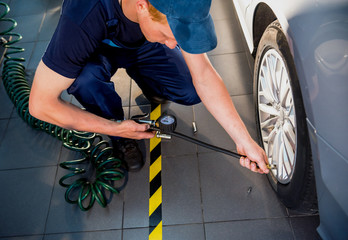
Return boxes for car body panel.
[232,0,348,238]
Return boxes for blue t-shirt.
[42,0,145,78]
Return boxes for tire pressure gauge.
[158,114,177,133]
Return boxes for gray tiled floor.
[0,0,320,239]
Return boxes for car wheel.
[254,20,317,210]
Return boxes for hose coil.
[0,2,126,211]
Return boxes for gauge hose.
[0,2,126,211]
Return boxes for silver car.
[232,0,348,239]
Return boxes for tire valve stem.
[192,121,197,134]
[267,164,277,170]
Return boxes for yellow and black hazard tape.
[149,103,163,240]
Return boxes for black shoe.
[141,89,168,104]
[112,138,144,172]
[145,94,168,104]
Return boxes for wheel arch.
[251,3,277,56]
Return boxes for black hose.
[170,131,245,159]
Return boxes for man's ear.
[135,0,149,14]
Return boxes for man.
[29,0,269,174]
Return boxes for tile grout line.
[193,105,208,240]
[0,117,10,148]
[0,164,59,172]
[42,143,63,237]
[207,50,246,57]
[197,146,208,240]
[288,215,297,240]
[121,198,125,240]
[127,77,132,118]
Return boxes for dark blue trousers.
[67,41,200,121]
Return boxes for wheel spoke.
[259,103,279,116]
[264,127,277,156]
[287,105,296,128]
[260,115,278,130]
[265,54,279,103]
[275,58,283,91]
[282,130,294,170]
[283,121,296,150]
[279,75,290,108]
[259,68,277,104]
[272,131,282,178]
[272,130,282,166]
[281,142,290,179]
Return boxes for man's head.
[135,0,177,49]
[148,0,217,54]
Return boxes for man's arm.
[182,51,269,174]
[29,60,154,139]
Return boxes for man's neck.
[121,0,139,23]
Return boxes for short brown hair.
[148,1,167,24]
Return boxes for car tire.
[254,20,317,211]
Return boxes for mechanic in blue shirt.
[29,0,269,174]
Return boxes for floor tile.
[205,218,294,240]
[0,119,8,145]
[287,207,320,217]
[6,0,48,18]
[0,166,56,237]
[45,163,125,234]
[162,155,203,225]
[208,18,245,56]
[47,0,63,12]
[290,216,321,240]
[246,50,255,73]
[43,230,122,240]
[163,224,205,240]
[123,227,148,240]
[129,104,151,120]
[0,13,14,37]
[10,14,44,43]
[199,152,287,222]
[27,41,49,72]
[0,118,62,169]
[161,102,197,157]
[230,94,259,140]
[124,224,206,240]
[130,79,150,106]
[0,83,14,119]
[209,52,253,96]
[38,9,60,41]
[123,143,150,229]
[193,103,236,154]
[60,90,72,102]
[111,68,132,107]
[211,0,236,21]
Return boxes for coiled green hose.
[0,2,126,211]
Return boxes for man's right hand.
[114,120,155,139]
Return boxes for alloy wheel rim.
[258,48,296,184]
